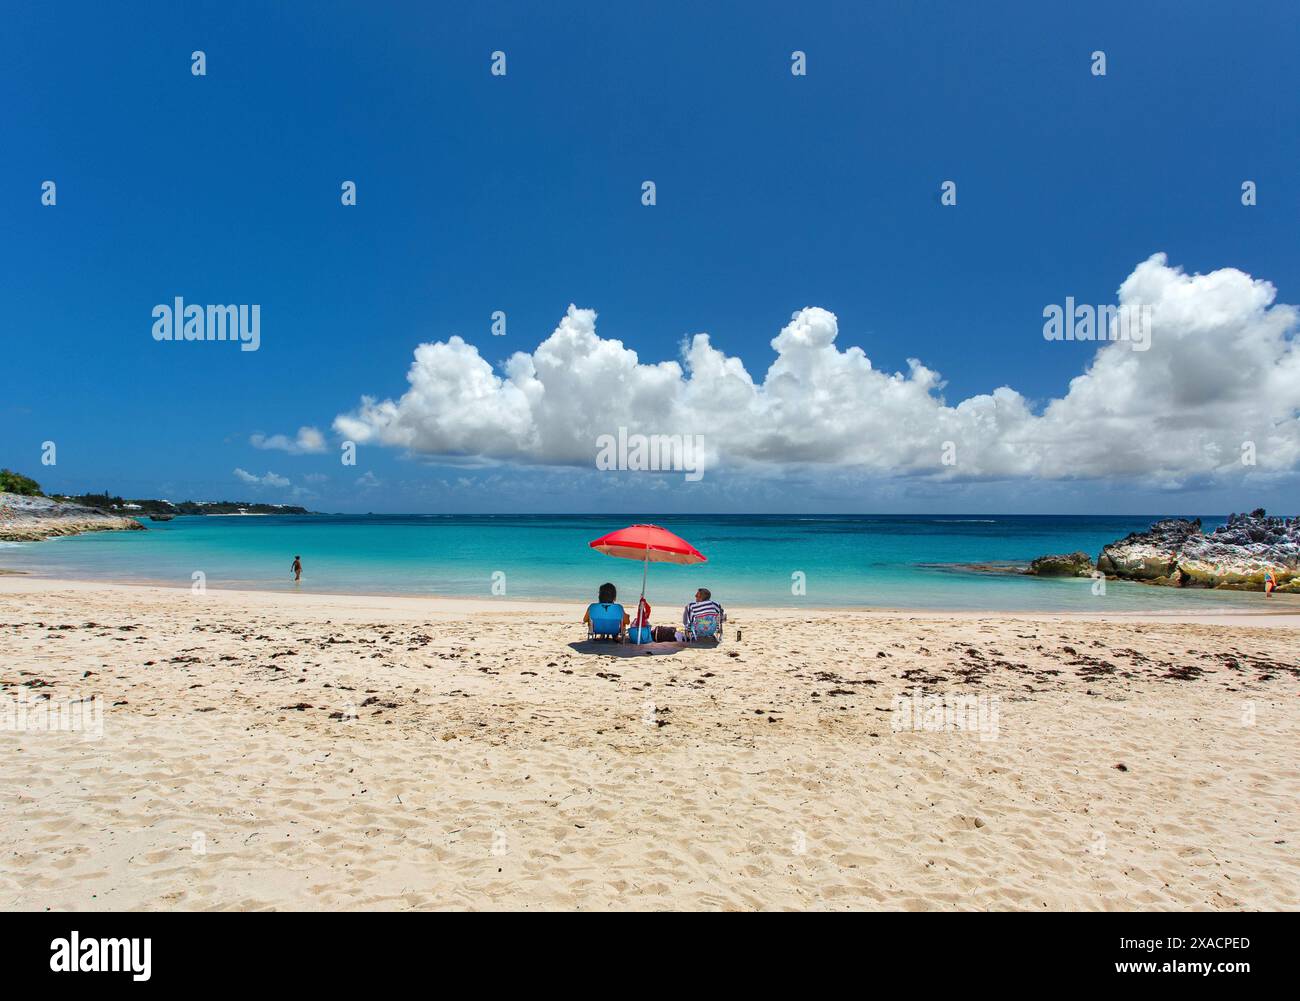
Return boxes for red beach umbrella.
[588,524,707,643]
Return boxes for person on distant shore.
[676,587,724,641]
[1264,570,1276,596]
[291,555,302,582]
[583,581,629,640]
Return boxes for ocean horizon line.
[290,511,1256,519]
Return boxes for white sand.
[1,579,1297,911]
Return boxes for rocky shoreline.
[0,492,147,542]
[1028,509,1299,593]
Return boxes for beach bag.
[625,596,653,642]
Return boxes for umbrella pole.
[636,548,649,644]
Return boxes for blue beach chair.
[586,602,626,641]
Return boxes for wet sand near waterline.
[1,579,1297,911]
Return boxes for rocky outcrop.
[1026,551,1095,577]
[1096,510,1299,592]
[0,492,147,542]
[1096,518,1202,582]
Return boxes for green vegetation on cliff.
[54,493,311,516]
[0,469,42,496]
[0,470,311,515]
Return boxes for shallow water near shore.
[1,512,1295,613]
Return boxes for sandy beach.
[1,577,1297,911]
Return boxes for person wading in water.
[291,555,303,582]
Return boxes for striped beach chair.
[686,610,723,642]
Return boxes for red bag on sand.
[636,597,651,624]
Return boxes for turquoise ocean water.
[3,513,1295,613]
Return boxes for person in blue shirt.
[583,581,629,639]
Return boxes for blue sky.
[3,1,1298,513]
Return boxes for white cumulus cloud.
[250,426,327,454]
[332,255,1300,484]
[233,468,291,488]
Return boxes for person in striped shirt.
[676,588,725,641]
